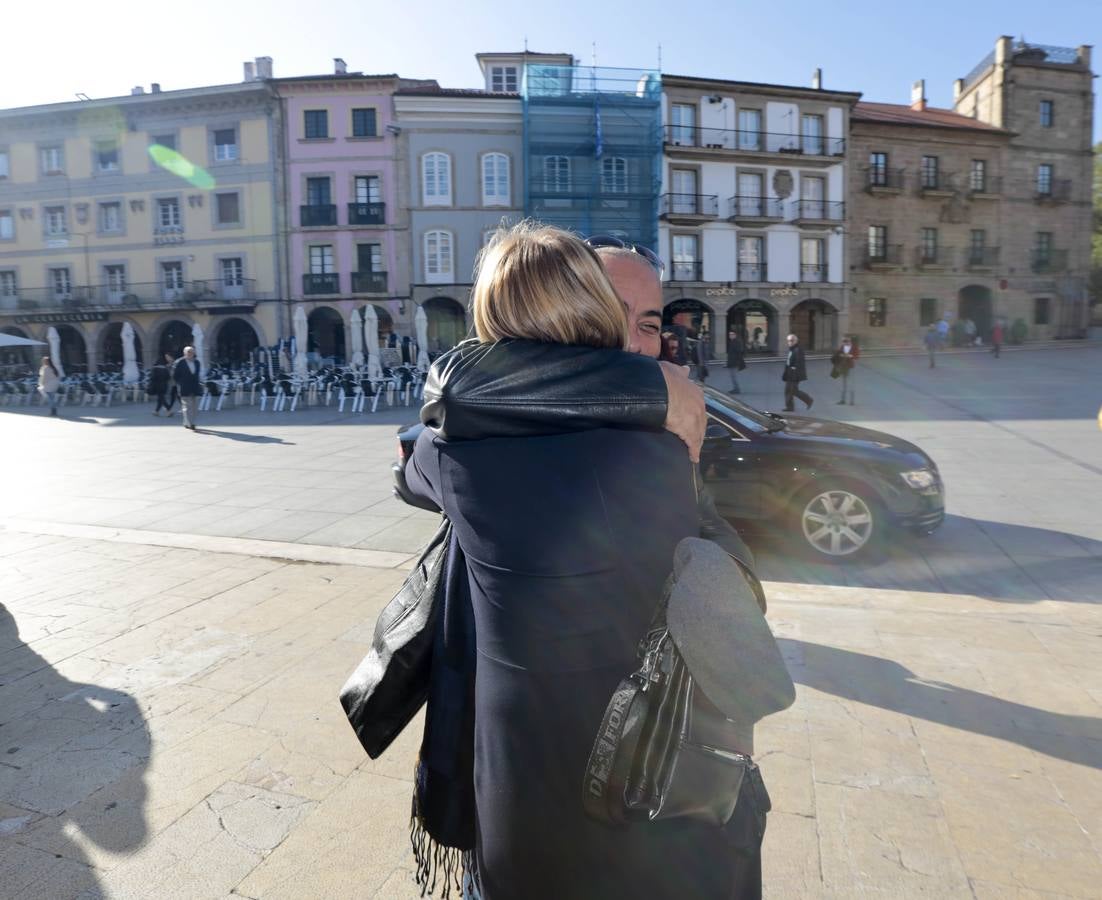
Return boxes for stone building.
[659,74,860,359]
[0,62,284,373]
[848,38,1094,349]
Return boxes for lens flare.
[147,144,216,190]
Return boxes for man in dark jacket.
[727,329,746,394]
[172,346,201,431]
[782,333,813,412]
[148,353,174,416]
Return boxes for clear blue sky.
[3,0,1099,137]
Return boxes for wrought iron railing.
[659,193,719,217]
[663,125,845,156]
[727,196,784,219]
[737,263,768,283]
[348,202,386,225]
[0,279,258,311]
[968,174,1002,195]
[864,244,903,266]
[800,264,827,283]
[865,167,905,190]
[670,261,703,282]
[1031,249,1068,273]
[915,246,954,267]
[791,200,845,221]
[300,204,338,227]
[965,246,1000,268]
[351,271,388,293]
[303,273,341,294]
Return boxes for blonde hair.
[472,222,628,349]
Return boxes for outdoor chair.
[258,379,281,411]
[199,380,226,412]
[337,377,363,413]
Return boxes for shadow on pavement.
[781,639,1102,770]
[748,514,1102,605]
[196,429,296,444]
[0,603,150,896]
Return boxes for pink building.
[276,63,433,364]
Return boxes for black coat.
[173,357,201,396]
[148,363,170,394]
[726,336,745,370]
[405,427,737,900]
[783,345,807,382]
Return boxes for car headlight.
[900,468,937,489]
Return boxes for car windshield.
[702,387,779,433]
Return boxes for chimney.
[910,79,926,111]
[243,61,255,82]
[131,86,144,95]
[255,56,273,80]
[953,78,964,102]
[334,58,347,75]
[811,68,822,90]
[151,83,161,94]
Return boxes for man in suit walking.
[782,333,813,412]
[173,346,201,431]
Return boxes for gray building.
[394,79,524,350]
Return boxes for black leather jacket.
[421,339,765,610]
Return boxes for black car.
[393,386,944,560]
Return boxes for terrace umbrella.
[349,307,364,370]
[0,333,46,348]
[121,322,140,384]
[191,322,206,373]
[46,327,65,378]
[293,306,309,378]
[414,305,431,371]
[363,304,382,380]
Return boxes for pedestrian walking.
[924,324,939,368]
[991,321,1003,358]
[727,329,746,394]
[937,315,950,349]
[831,335,858,405]
[37,356,60,416]
[148,353,175,416]
[172,346,201,431]
[782,334,813,412]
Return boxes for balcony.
[968,175,1002,198]
[300,204,337,227]
[727,195,784,223]
[1031,249,1068,274]
[915,246,954,269]
[865,167,905,193]
[670,261,703,282]
[791,199,845,224]
[303,273,341,295]
[737,263,768,283]
[965,246,1000,269]
[864,245,903,268]
[659,193,719,223]
[800,264,828,283]
[153,224,185,246]
[0,279,258,314]
[918,172,956,197]
[1035,179,1073,203]
[348,202,386,226]
[663,125,845,158]
[351,271,388,294]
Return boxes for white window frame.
[50,267,72,298]
[1036,164,1053,195]
[355,175,381,204]
[221,256,245,285]
[308,245,334,275]
[162,261,185,295]
[44,206,67,236]
[98,202,122,234]
[0,149,9,179]
[213,128,238,162]
[601,157,628,193]
[670,104,696,145]
[490,66,518,93]
[40,146,64,175]
[543,155,571,192]
[96,141,120,172]
[481,152,510,206]
[422,153,452,206]
[0,271,17,297]
[424,230,454,284]
[157,197,181,229]
[0,209,13,240]
[104,264,127,296]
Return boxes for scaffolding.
[522,65,662,250]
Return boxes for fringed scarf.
[410,530,478,898]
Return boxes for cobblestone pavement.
[0,345,1100,899]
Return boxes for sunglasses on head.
[584,235,665,274]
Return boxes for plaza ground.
[1,344,1100,898]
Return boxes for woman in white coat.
[37,356,61,416]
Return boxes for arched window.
[482,152,510,206]
[424,230,454,283]
[543,155,570,192]
[422,152,452,206]
[601,156,628,193]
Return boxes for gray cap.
[666,537,795,724]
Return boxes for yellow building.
[0,73,285,375]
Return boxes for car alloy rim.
[801,489,873,556]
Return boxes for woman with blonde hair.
[403,223,735,899]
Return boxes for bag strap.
[583,675,644,826]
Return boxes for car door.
[699,415,763,519]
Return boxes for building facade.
[395,72,525,350]
[0,69,283,373]
[658,75,860,359]
[276,63,429,365]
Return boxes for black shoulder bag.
[339,516,451,759]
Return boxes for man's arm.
[422,339,705,462]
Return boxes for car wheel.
[794,482,881,560]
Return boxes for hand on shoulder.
[659,361,705,464]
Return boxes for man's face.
[601,254,663,359]
[184,348,195,360]
[787,336,798,348]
